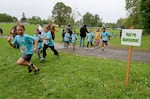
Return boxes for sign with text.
[121,29,142,46]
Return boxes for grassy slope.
[0,38,149,99]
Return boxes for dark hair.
[16,24,25,30]
[35,28,39,32]
[102,27,106,30]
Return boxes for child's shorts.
[94,40,100,44]
[72,41,76,44]
[102,40,108,45]
[64,41,69,44]
[22,54,32,61]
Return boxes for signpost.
[121,29,142,86]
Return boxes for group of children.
[63,27,110,51]
[7,23,110,75]
[7,23,59,75]
[85,27,110,51]
[63,30,78,50]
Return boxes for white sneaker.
[85,47,88,50]
[40,58,45,61]
[90,47,94,49]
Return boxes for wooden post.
[125,46,132,86]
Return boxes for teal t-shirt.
[71,34,78,43]
[101,32,110,41]
[33,34,43,49]
[43,31,54,46]
[64,33,70,42]
[13,34,34,55]
[87,32,94,42]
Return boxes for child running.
[101,27,110,51]
[41,25,59,60]
[7,24,40,74]
[85,30,94,49]
[33,29,43,60]
[64,30,71,48]
[71,30,78,50]
[94,28,101,48]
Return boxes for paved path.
[55,43,150,63]
[1,35,150,63]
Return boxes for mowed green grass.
[0,38,150,99]
[1,23,150,50]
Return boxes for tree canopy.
[124,0,150,33]
[52,2,72,27]
[0,13,17,22]
[83,12,102,27]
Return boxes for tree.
[28,16,42,24]
[83,12,102,27]
[0,13,15,22]
[106,23,116,29]
[139,0,150,33]
[21,12,27,22]
[52,2,72,27]
[13,17,18,22]
[125,0,150,33]
[125,0,140,28]
[93,14,102,27]
[83,12,93,27]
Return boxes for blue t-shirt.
[43,31,54,46]
[33,34,43,49]
[13,34,35,55]
[87,32,94,42]
[64,33,70,42]
[71,34,78,43]
[101,32,110,41]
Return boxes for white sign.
[121,29,142,46]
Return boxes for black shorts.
[22,54,32,61]
[64,41,69,44]
[102,40,108,45]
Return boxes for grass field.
[0,35,150,99]
[1,23,150,50]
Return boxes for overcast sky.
[0,0,127,23]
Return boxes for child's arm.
[33,38,38,52]
[7,37,16,48]
[41,36,50,40]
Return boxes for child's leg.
[64,42,66,47]
[43,44,48,58]
[50,46,59,57]
[72,43,75,50]
[87,41,89,47]
[16,55,39,72]
[37,48,41,59]
[66,42,69,48]
[99,40,102,48]
[91,42,93,47]
[94,40,97,47]
[105,41,108,46]
[101,41,105,50]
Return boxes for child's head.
[89,29,93,33]
[96,28,99,32]
[35,29,39,34]
[73,30,76,34]
[51,25,55,31]
[44,25,49,32]
[16,24,25,35]
[102,27,106,32]
[65,29,69,33]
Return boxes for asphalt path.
[1,35,150,63]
